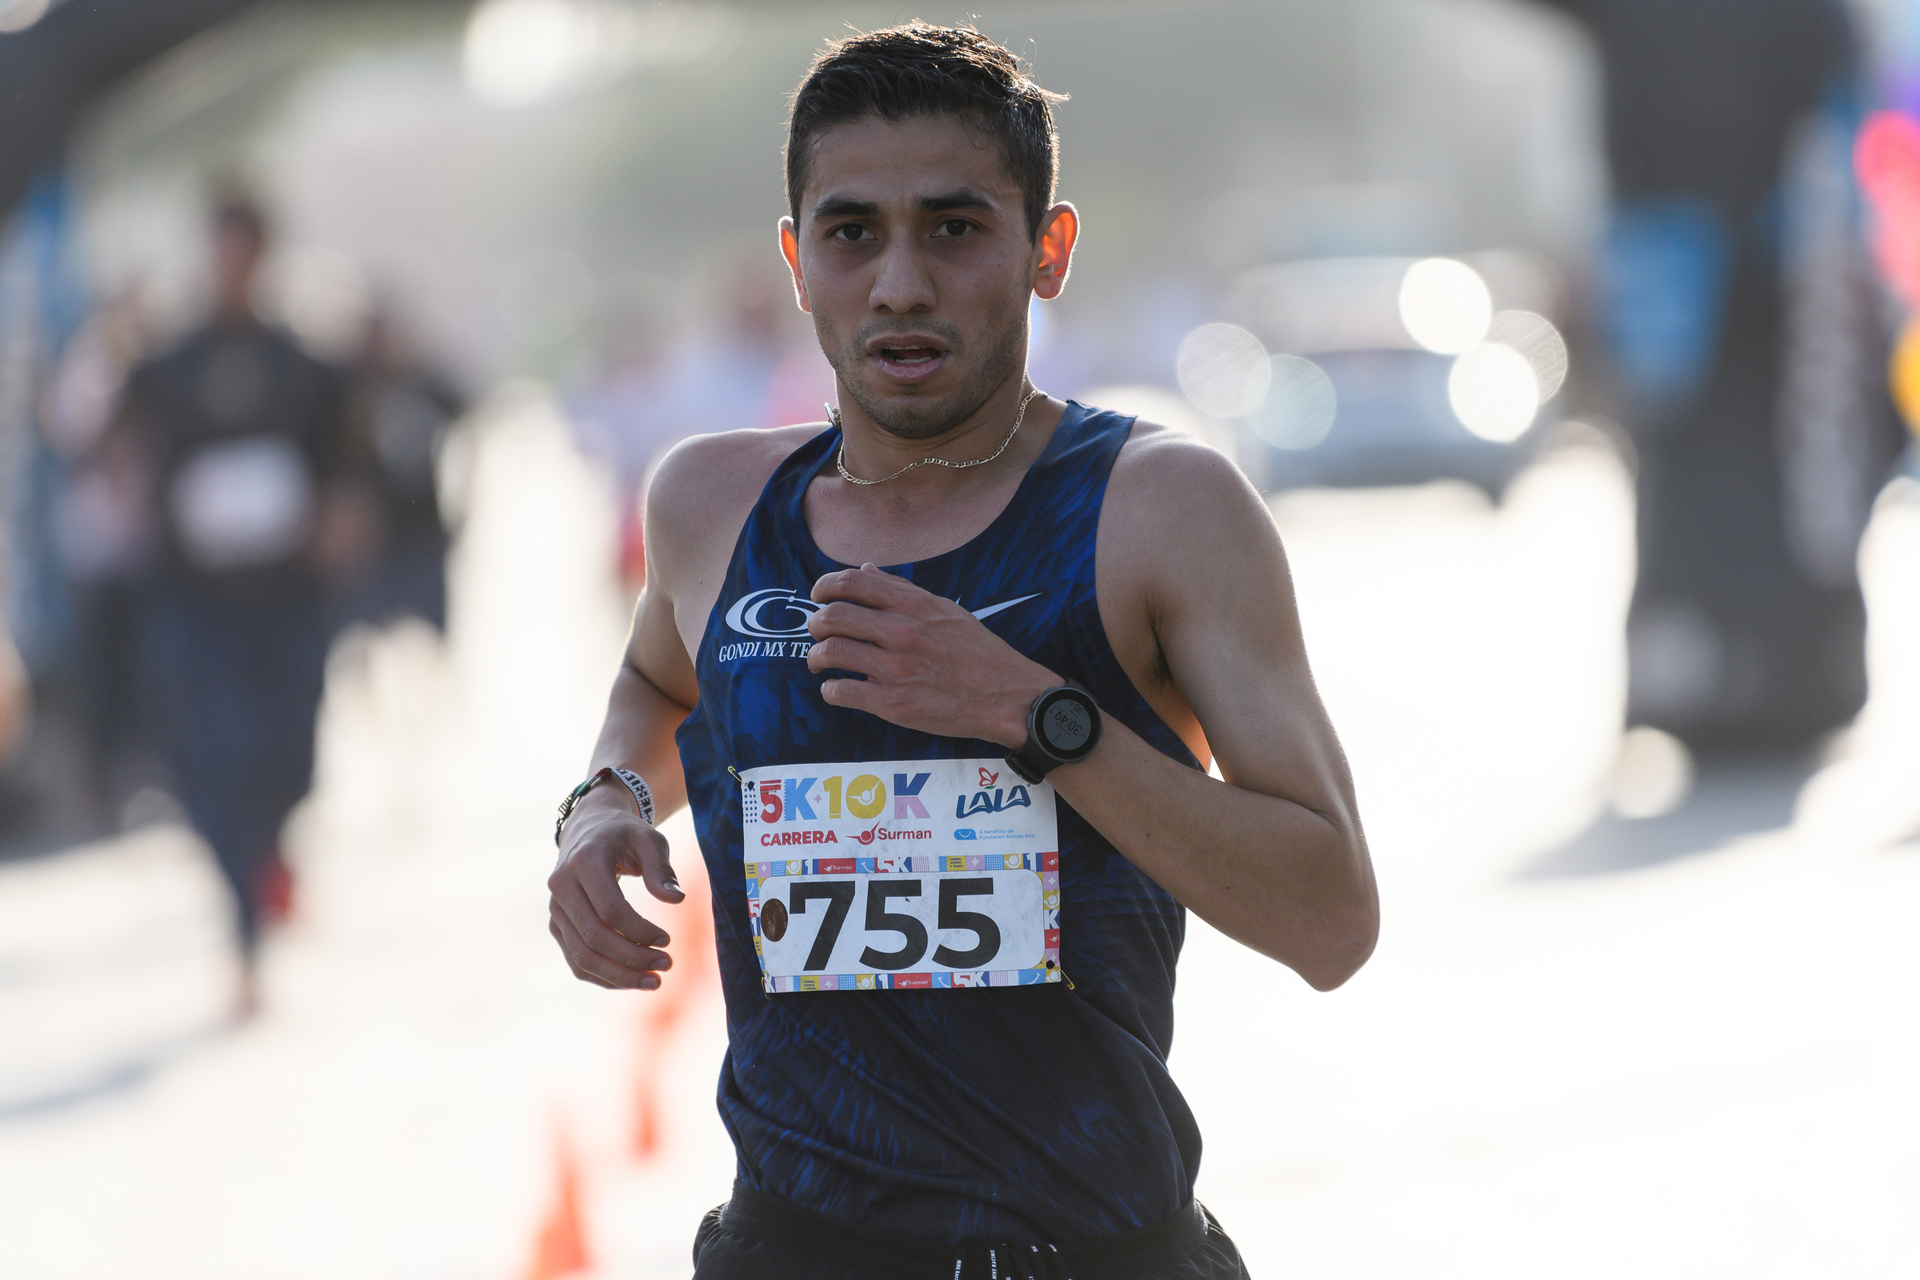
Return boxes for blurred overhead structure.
[0,0,256,219]
[0,0,473,222]
[1536,0,1910,752]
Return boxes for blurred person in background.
[547,23,1374,1277]
[336,298,464,634]
[1540,0,1909,754]
[112,193,363,1019]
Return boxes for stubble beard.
[820,300,1030,443]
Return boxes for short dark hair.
[786,23,1065,240]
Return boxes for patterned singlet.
[674,402,1205,1243]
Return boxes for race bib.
[740,758,1061,993]
[168,436,314,571]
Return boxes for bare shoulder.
[646,424,825,562]
[1102,418,1277,562]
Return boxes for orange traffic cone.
[631,863,716,1161]
[521,1120,591,1280]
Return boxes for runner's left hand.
[807,564,1058,747]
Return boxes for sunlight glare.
[1399,258,1493,354]
[1449,342,1540,442]
[1486,309,1569,402]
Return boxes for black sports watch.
[1005,681,1103,783]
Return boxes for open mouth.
[868,338,950,381]
[877,345,941,364]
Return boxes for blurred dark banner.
[1541,0,1909,751]
[1,1,260,218]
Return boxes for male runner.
[548,23,1377,1278]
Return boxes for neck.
[834,374,1045,492]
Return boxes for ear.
[778,217,811,313]
[1031,203,1079,302]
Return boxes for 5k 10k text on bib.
[740,758,1062,993]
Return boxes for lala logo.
[955,781,1033,819]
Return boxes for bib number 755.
[756,870,1040,978]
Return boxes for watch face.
[1039,694,1095,756]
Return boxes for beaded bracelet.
[554,766,656,845]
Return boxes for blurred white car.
[1181,253,1572,497]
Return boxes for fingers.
[550,919,615,988]
[561,856,672,949]
[806,599,900,646]
[636,837,687,905]
[805,634,898,679]
[547,815,689,989]
[552,872,674,970]
[810,563,915,609]
[550,907,667,990]
[820,675,889,716]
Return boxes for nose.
[868,236,936,315]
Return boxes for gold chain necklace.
[830,388,1044,487]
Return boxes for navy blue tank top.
[675,403,1204,1242]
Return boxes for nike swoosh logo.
[967,592,1044,622]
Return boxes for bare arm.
[1054,436,1375,989]
[545,551,695,991]
[546,428,809,990]
[805,432,1376,991]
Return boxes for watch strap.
[1004,743,1050,785]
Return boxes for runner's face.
[783,114,1040,440]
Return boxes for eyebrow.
[809,187,1004,222]
[917,187,1000,214]
[811,196,881,220]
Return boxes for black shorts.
[691,1182,1251,1279]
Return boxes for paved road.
[2,401,1916,1278]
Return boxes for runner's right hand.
[548,789,684,989]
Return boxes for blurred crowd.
[0,177,836,1017]
[2,194,469,1011]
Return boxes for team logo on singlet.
[715,588,1045,664]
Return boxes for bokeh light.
[1249,355,1338,450]
[1448,342,1540,442]
[1607,725,1694,819]
[1485,309,1568,402]
[462,0,730,107]
[1855,109,1920,311]
[464,0,603,106]
[1398,258,1493,355]
[0,0,49,35]
[1176,322,1270,418]
[1890,316,1920,438]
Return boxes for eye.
[829,224,872,243]
[933,219,975,238]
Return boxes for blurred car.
[1195,252,1572,498]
